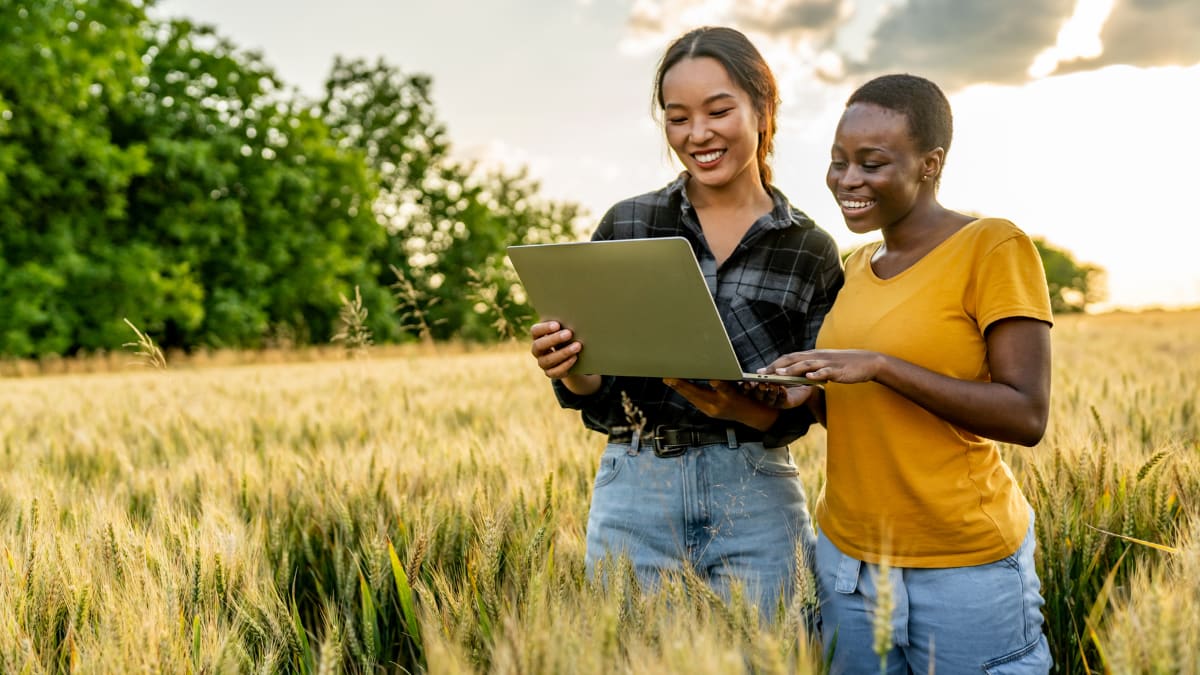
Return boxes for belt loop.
[629,428,642,455]
[726,427,739,449]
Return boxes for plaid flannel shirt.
[552,174,844,447]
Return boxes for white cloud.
[1028,0,1116,78]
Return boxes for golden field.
[1,310,1197,673]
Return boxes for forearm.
[560,373,602,397]
[736,403,779,432]
[873,355,1047,445]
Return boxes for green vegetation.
[0,310,1196,673]
[0,0,579,357]
[1033,238,1107,313]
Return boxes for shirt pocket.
[729,283,814,362]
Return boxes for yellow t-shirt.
[814,218,1054,568]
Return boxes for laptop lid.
[507,237,814,384]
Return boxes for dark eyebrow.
[664,92,737,110]
[831,143,887,155]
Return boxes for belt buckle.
[651,425,688,458]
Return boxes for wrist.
[562,373,602,396]
[870,352,891,382]
[743,403,780,432]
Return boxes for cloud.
[620,0,1200,95]
[733,0,846,36]
[844,0,1077,89]
[622,0,848,54]
[1052,0,1200,75]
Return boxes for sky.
[155,0,1200,311]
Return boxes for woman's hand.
[530,320,601,396]
[764,349,886,384]
[664,379,779,431]
[745,381,819,410]
[763,318,1052,446]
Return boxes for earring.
[921,175,929,182]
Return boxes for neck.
[880,197,948,253]
[685,168,770,211]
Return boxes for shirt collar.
[670,172,795,231]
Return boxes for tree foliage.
[0,0,580,357]
[1033,237,1107,313]
[318,57,580,341]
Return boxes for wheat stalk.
[331,286,372,359]
[122,318,167,369]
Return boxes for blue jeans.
[815,516,1051,674]
[585,440,815,620]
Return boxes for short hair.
[847,74,953,158]
[653,27,780,189]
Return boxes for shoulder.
[768,188,841,260]
[959,217,1034,251]
[594,178,686,240]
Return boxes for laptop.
[507,237,817,385]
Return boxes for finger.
[530,321,562,339]
[543,354,579,379]
[804,366,835,382]
[754,388,782,406]
[531,329,573,357]
[710,380,751,402]
[763,352,815,372]
[536,341,580,368]
[775,360,823,377]
[664,379,713,405]
[782,385,815,408]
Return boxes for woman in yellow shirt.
[762,74,1053,673]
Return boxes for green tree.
[0,0,152,355]
[0,1,582,356]
[319,58,583,341]
[1033,237,1106,313]
[0,2,397,355]
[119,19,394,349]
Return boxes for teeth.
[841,199,874,209]
[695,150,724,163]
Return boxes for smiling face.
[660,56,765,194]
[826,102,942,235]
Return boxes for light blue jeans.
[815,516,1051,674]
[585,440,815,620]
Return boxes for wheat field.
[1,310,1197,673]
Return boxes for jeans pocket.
[983,635,1051,674]
[593,451,626,489]
[739,444,800,477]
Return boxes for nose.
[689,118,713,145]
[833,163,864,189]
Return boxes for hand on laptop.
[530,320,601,396]
[743,380,818,410]
[663,379,779,431]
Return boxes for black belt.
[609,425,763,458]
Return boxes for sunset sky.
[157,0,1200,310]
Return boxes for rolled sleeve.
[551,376,624,436]
[551,375,617,410]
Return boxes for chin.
[693,172,733,189]
[847,223,879,235]
[841,216,879,234]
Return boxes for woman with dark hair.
[528,27,843,618]
[761,73,1053,671]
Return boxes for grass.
[0,309,1197,673]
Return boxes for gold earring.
[921,175,929,182]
